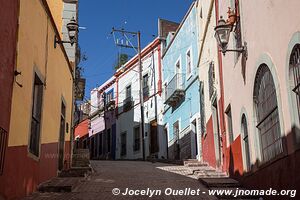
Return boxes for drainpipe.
[215,0,227,172]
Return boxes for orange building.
[0,0,78,199]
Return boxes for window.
[29,74,43,157]
[225,105,234,144]
[175,60,181,74]
[133,126,140,151]
[106,91,113,104]
[289,44,300,124]
[186,50,191,77]
[208,62,215,99]
[173,121,180,160]
[241,114,251,171]
[254,64,282,163]
[126,85,131,99]
[143,74,149,99]
[124,85,132,111]
[200,82,206,135]
[173,121,179,143]
[121,132,127,156]
[58,101,66,170]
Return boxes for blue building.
[162,2,201,160]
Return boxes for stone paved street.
[24,161,218,200]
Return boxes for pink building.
[89,77,117,159]
[212,0,300,193]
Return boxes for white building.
[115,38,167,160]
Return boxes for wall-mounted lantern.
[214,9,247,58]
[54,17,79,48]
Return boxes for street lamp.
[214,16,247,57]
[54,17,79,48]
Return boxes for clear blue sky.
[78,0,194,97]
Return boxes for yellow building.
[0,0,77,199]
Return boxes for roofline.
[114,37,161,78]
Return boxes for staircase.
[37,149,92,193]
[72,148,90,167]
[184,159,261,199]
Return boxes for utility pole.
[111,28,146,161]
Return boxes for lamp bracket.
[221,41,248,60]
[54,36,75,48]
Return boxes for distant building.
[74,119,89,149]
[162,2,201,160]
[115,38,166,160]
[89,77,117,160]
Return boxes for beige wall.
[9,0,73,147]
[46,0,64,34]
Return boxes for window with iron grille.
[0,127,7,175]
[226,105,234,144]
[241,114,251,171]
[29,74,44,157]
[290,44,300,124]
[186,50,191,77]
[143,74,149,99]
[126,85,131,98]
[200,82,206,135]
[173,121,179,143]
[208,62,215,99]
[133,126,140,151]
[121,132,127,156]
[254,64,282,163]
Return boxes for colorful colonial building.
[115,38,167,160]
[162,2,202,160]
[89,77,117,160]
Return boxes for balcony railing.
[143,86,149,100]
[106,99,115,111]
[165,73,185,106]
[123,96,133,112]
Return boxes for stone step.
[38,177,81,193]
[58,167,92,177]
[184,160,208,167]
[199,178,241,188]
[74,148,89,154]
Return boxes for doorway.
[58,101,66,171]
[150,120,159,154]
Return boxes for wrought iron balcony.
[123,96,133,112]
[164,73,185,106]
[106,99,115,111]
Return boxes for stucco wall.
[116,40,165,159]
[162,3,200,160]
[0,0,74,198]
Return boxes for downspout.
[215,0,227,172]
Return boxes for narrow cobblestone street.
[24,161,217,200]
